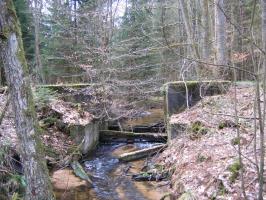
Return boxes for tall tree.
[0,0,55,199]
[178,0,200,59]
[13,0,35,70]
[31,0,45,83]
[214,0,227,78]
[202,0,210,61]
[259,1,266,199]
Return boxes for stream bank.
[0,85,168,200]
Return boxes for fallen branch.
[118,144,167,162]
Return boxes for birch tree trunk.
[214,0,227,78]
[0,0,55,199]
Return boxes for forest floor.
[155,84,263,199]
[1,84,265,199]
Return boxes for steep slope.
[156,85,262,199]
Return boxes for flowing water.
[53,142,167,200]
[53,109,167,200]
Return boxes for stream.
[53,142,167,200]
[53,109,167,200]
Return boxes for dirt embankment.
[0,92,81,168]
[156,85,263,199]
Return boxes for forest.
[0,0,266,199]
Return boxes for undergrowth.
[33,87,58,109]
[0,145,25,200]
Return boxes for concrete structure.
[45,84,100,155]
[69,121,99,154]
[164,81,230,141]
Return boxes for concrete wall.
[164,81,230,141]
[39,84,100,154]
[69,121,99,154]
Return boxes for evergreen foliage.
[13,0,35,71]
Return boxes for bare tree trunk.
[179,0,200,60]
[0,1,55,200]
[33,0,45,83]
[230,0,242,81]
[0,60,2,86]
[74,0,78,45]
[214,0,227,78]
[259,1,266,199]
[202,0,210,60]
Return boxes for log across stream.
[52,108,168,199]
[53,142,168,200]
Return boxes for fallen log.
[118,144,167,162]
[36,83,94,89]
[100,130,167,143]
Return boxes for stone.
[52,169,89,190]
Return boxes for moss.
[218,123,225,129]
[191,121,208,135]
[7,0,17,16]
[154,164,165,172]
[178,191,197,200]
[231,137,241,145]
[189,121,208,140]
[2,0,29,73]
[0,27,9,39]
[168,81,198,92]
[16,42,29,73]
[217,180,227,196]
[40,117,58,128]
[228,160,242,183]
[44,145,59,158]
[196,153,207,163]
[185,81,198,88]
[3,0,20,36]
[218,120,237,130]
